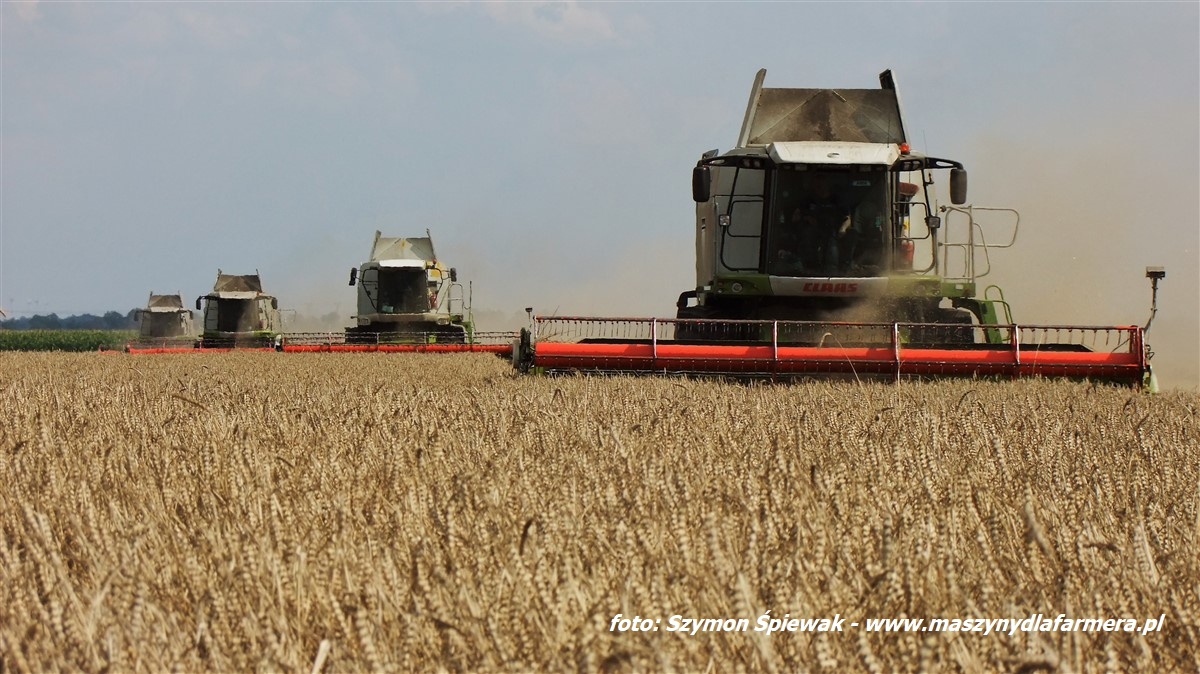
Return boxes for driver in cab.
[776,176,852,275]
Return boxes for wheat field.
[1,352,1197,673]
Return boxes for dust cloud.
[497,236,694,320]
[959,106,1198,390]
[262,235,359,333]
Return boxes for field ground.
[1,352,1197,672]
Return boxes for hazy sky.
[3,1,1197,387]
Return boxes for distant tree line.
[0,310,138,331]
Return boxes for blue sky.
[3,1,1197,387]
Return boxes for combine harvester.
[128,292,195,349]
[514,69,1163,388]
[191,270,282,350]
[196,271,282,349]
[278,231,513,354]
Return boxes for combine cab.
[195,271,281,348]
[515,69,1160,387]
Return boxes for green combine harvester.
[515,68,1162,388]
[344,230,472,344]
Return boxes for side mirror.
[195,297,203,311]
[692,165,711,203]
[949,168,968,205]
[449,267,458,283]
[271,298,279,310]
[348,267,358,286]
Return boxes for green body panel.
[695,273,1011,339]
[939,280,978,299]
[949,298,1009,344]
[710,273,772,296]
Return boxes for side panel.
[259,299,281,333]
[899,169,938,272]
[695,200,717,287]
[203,302,218,334]
[356,273,374,323]
[708,165,765,275]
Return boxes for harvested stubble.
[0,352,1197,673]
